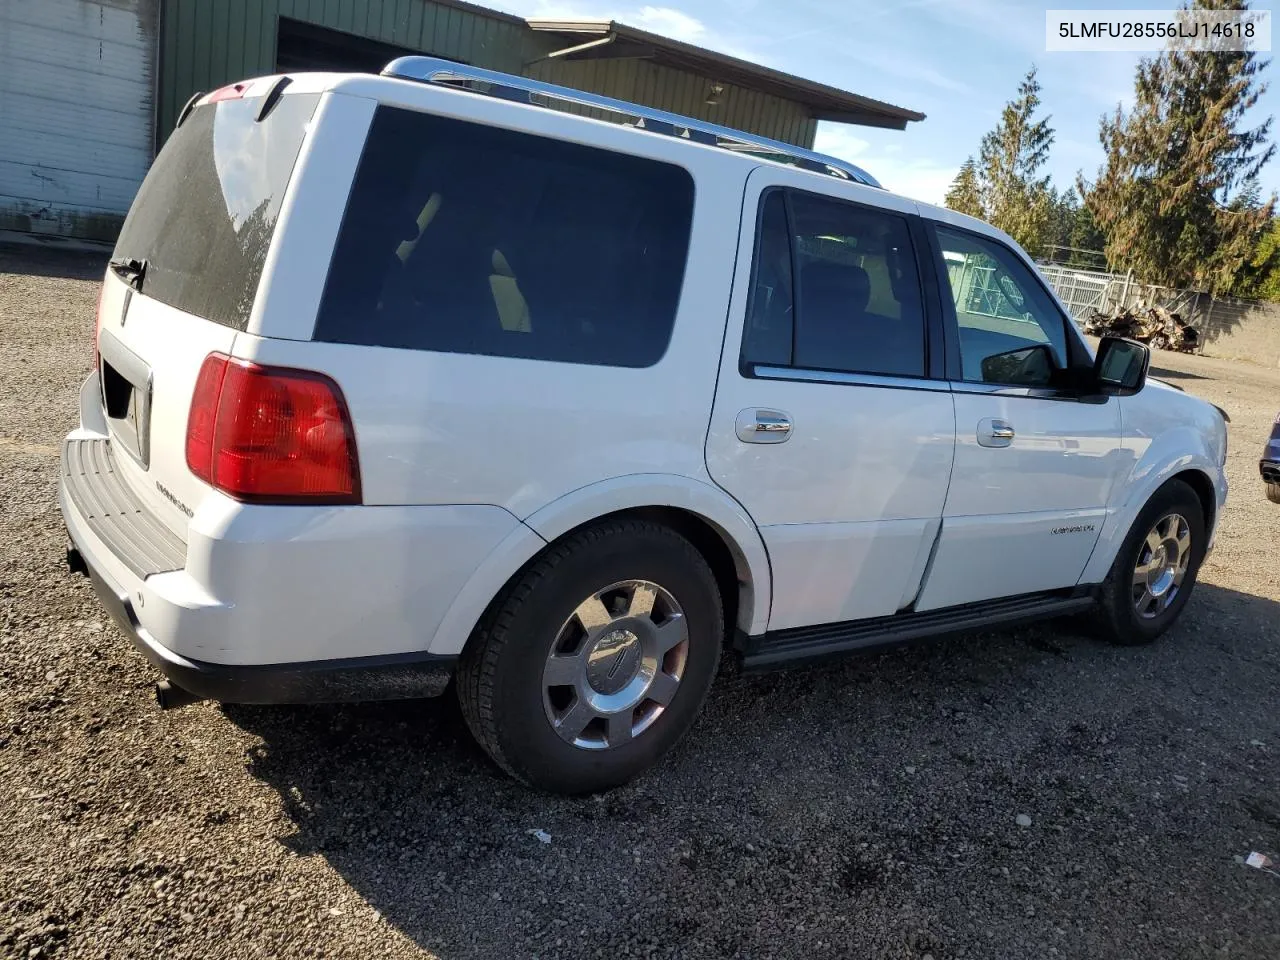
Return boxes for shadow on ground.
[1151,364,1213,382]
[0,244,107,281]
[227,582,1280,959]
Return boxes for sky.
[485,0,1278,205]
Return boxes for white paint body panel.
[1078,380,1227,584]
[914,391,1125,611]
[704,167,956,631]
[0,0,155,235]
[59,68,1231,681]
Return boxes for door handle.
[977,418,1015,448]
[736,409,792,444]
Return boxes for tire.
[456,518,723,794]
[1267,482,1280,505]
[1095,478,1206,646]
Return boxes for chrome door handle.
[977,418,1015,448]
[736,409,792,444]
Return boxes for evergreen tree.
[944,157,984,218]
[1232,216,1280,300]
[1080,0,1275,293]
[978,66,1056,256]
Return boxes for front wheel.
[1095,478,1206,646]
[1266,481,1280,505]
[456,519,723,794]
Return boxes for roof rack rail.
[380,56,881,188]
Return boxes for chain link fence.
[1037,262,1280,365]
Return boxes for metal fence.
[1039,263,1233,326]
[1037,261,1280,363]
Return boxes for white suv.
[60,59,1229,794]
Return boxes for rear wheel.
[1267,481,1280,505]
[1095,479,1205,645]
[457,519,722,793]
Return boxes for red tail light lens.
[186,353,361,504]
[206,82,250,103]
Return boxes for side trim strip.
[751,365,951,392]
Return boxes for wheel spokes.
[554,699,594,740]
[1132,558,1152,587]
[1175,524,1191,559]
[543,654,581,687]
[653,615,688,654]
[647,670,679,706]
[605,711,634,746]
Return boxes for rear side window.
[741,189,926,378]
[113,94,319,331]
[313,107,695,368]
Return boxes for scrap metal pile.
[1081,304,1200,353]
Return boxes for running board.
[740,589,1098,671]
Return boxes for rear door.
[912,221,1125,611]
[706,170,956,632]
[94,85,320,536]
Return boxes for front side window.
[934,225,1069,385]
[314,107,695,368]
[742,189,926,378]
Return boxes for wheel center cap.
[586,628,642,695]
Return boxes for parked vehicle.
[1262,413,1280,503]
[60,59,1229,793]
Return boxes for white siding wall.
[0,0,157,240]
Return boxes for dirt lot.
[2,245,1278,960]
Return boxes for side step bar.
[740,589,1098,670]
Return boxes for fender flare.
[426,474,773,656]
[1079,428,1222,585]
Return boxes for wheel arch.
[1080,430,1223,586]
[426,475,773,657]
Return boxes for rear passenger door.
[706,171,956,632]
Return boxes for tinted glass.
[787,192,925,377]
[935,225,1069,384]
[742,191,794,367]
[314,107,695,368]
[113,94,318,331]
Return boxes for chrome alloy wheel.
[1132,513,1192,619]
[542,580,689,750]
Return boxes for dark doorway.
[275,18,464,73]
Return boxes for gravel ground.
[2,244,1278,960]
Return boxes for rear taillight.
[186,353,361,505]
[206,82,250,103]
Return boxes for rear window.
[313,106,695,368]
[113,93,319,331]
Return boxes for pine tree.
[1080,0,1275,294]
[944,157,984,218]
[977,66,1056,256]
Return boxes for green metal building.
[0,0,924,242]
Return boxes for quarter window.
[314,107,695,368]
[934,226,1069,385]
[742,190,927,378]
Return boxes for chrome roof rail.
[380,56,881,188]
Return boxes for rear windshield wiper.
[109,256,148,291]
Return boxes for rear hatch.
[94,83,319,538]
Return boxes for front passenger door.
[914,222,1125,612]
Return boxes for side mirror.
[1094,335,1150,394]
[980,343,1055,386]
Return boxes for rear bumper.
[57,424,521,702]
[1261,460,1280,484]
[71,551,455,703]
